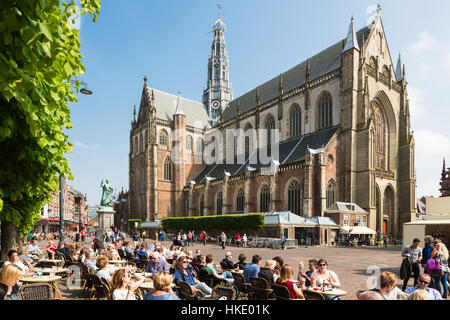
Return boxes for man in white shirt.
[27,239,41,258]
[4,249,30,276]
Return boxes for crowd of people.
[1,229,448,301]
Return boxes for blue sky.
[67,0,450,205]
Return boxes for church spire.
[133,105,136,123]
[395,53,403,82]
[174,91,185,116]
[443,157,447,178]
[342,17,360,53]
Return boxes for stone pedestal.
[97,207,115,235]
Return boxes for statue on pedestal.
[100,178,114,208]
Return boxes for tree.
[0,0,101,260]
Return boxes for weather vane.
[217,0,223,18]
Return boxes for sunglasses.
[182,261,188,264]
[319,264,327,266]
[419,279,429,285]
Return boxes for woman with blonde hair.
[0,264,23,300]
[110,268,144,300]
[144,271,180,300]
[430,242,449,299]
[275,264,304,299]
[408,289,430,300]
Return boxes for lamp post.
[59,82,93,243]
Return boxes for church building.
[129,7,416,241]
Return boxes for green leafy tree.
[0,0,101,260]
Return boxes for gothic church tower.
[202,14,233,126]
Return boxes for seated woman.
[202,254,234,286]
[144,271,180,300]
[111,268,144,300]
[310,258,341,300]
[275,264,304,299]
[0,264,22,300]
[94,256,113,280]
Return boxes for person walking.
[281,234,287,250]
[202,231,207,246]
[220,232,227,250]
[421,236,434,275]
[183,233,188,247]
[242,233,247,248]
[430,242,449,299]
[383,235,388,248]
[188,231,193,247]
[401,238,423,291]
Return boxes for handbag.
[430,254,444,277]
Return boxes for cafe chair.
[356,290,367,299]
[303,290,326,300]
[220,261,230,271]
[250,277,274,300]
[79,263,93,296]
[272,284,303,301]
[178,280,198,300]
[90,274,111,300]
[231,272,252,300]
[211,286,236,300]
[117,248,126,259]
[137,253,149,270]
[19,283,54,300]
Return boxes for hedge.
[128,219,142,229]
[162,214,265,232]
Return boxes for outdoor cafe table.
[37,259,64,266]
[304,286,348,298]
[20,275,63,299]
[109,260,127,265]
[33,267,68,275]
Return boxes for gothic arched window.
[318,94,332,130]
[382,65,391,77]
[236,188,245,212]
[163,157,172,181]
[326,180,336,209]
[134,136,138,155]
[266,115,275,146]
[140,132,144,153]
[196,138,203,155]
[216,191,223,215]
[287,180,301,216]
[290,104,301,138]
[260,184,270,213]
[159,130,168,149]
[186,135,193,153]
[373,102,387,170]
[244,124,253,157]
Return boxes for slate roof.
[221,25,372,123]
[192,125,339,184]
[141,86,209,129]
[325,202,368,214]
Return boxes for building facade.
[129,9,416,240]
[35,178,89,233]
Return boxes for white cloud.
[414,130,450,197]
[74,141,99,149]
[366,4,377,26]
[442,52,450,70]
[409,31,438,54]
[407,86,426,120]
